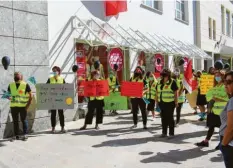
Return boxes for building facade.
[0,1,49,138]
[194,0,233,71]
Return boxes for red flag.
[183,59,193,93]
[105,0,127,16]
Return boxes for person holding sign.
[196,70,228,148]
[47,66,66,133]
[80,70,105,130]
[108,71,119,115]
[144,71,157,119]
[155,69,178,138]
[172,70,185,126]
[8,72,32,141]
[130,66,148,129]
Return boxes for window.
[208,17,212,39]
[213,20,216,40]
[221,6,225,34]
[226,11,230,36]
[232,15,233,38]
[142,0,163,12]
[175,0,188,23]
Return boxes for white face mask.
[94,74,100,79]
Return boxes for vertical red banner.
[76,50,86,80]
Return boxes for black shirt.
[8,83,31,94]
[46,78,66,84]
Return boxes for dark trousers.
[131,98,147,125]
[85,100,104,125]
[220,137,233,168]
[176,103,183,124]
[11,107,28,136]
[206,127,215,140]
[159,102,175,135]
[51,109,65,128]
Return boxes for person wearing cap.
[144,71,157,119]
[46,66,66,133]
[130,66,148,129]
[8,72,32,141]
[172,69,185,126]
[80,70,105,130]
[196,70,228,149]
[155,68,178,138]
[107,71,119,115]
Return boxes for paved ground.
[0,103,224,168]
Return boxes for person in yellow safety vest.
[144,71,157,119]
[108,71,119,115]
[90,56,105,79]
[172,70,185,127]
[80,70,105,130]
[130,66,148,129]
[196,70,228,148]
[7,72,32,141]
[155,68,179,138]
[46,66,66,133]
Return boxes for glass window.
[176,0,185,21]
[213,20,216,40]
[143,0,160,10]
[221,6,225,34]
[232,15,233,38]
[226,11,230,36]
[208,17,212,39]
[145,0,153,8]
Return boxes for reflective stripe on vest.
[212,101,227,115]
[50,76,64,84]
[176,79,185,103]
[130,78,143,99]
[10,82,29,107]
[146,81,157,100]
[90,79,104,101]
[212,84,228,115]
[157,80,175,103]
[108,76,118,92]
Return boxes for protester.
[219,71,233,168]
[172,69,185,126]
[130,66,148,129]
[47,66,66,133]
[195,70,207,121]
[144,71,157,119]
[156,68,178,138]
[80,70,105,130]
[8,72,32,141]
[196,70,228,148]
[108,71,119,115]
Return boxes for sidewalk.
[0,104,223,168]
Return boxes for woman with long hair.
[219,71,233,168]
[155,68,178,138]
[195,70,228,148]
[144,71,157,119]
[130,66,148,129]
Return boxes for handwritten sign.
[121,81,143,97]
[36,84,74,110]
[83,80,109,97]
[104,92,128,110]
[200,75,214,95]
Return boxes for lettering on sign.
[36,84,74,110]
[121,81,143,97]
[200,75,214,95]
[83,80,109,97]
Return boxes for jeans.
[11,107,28,135]
[131,98,147,125]
[220,136,233,168]
[51,109,65,128]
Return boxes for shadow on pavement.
[210,153,223,163]
[140,148,216,164]
[92,130,207,148]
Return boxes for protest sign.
[121,81,143,97]
[77,80,85,96]
[200,75,214,95]
[36,84,74,110]
[104,92,128,110]
[83,80,109,97]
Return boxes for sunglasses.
[224,80,233,85]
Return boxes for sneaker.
[22,135,28,141]
[175,123,179,127]
[195,141,209,147]
[95,126,100,130]
[193,111,198,115]
[51,127,55,134]
[143,125,148,130]
[168,135,175,139]
[60,129,67,133]
[159,134,168,138]
[131,125,137,129]
[215,144,220,150]
[80,126,87,130]
[16,136,20,140]
[198,118,205,121]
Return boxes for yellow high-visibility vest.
[10,81,29,107]
[146,81,157,100]
[108,76,118,92]
[212,84,228,115]
[50,76,64,84]
[89,79,104,101]
[176,79,185,103]
[157,80,175,103]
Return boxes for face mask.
[215,76,221,82]
[14,76,20,82]
[94,75,100,79]
[109,74,113,78]
[53,72,58,76]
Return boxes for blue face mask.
[215,76,221,82]
[53,72,58,76]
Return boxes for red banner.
[108,48,124,71]
[154,54,164,72]
[76,50,86,79]
[183,57,189,71]
[121,81,143,97]
[83,80,109,97]
[77,80,85,96]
